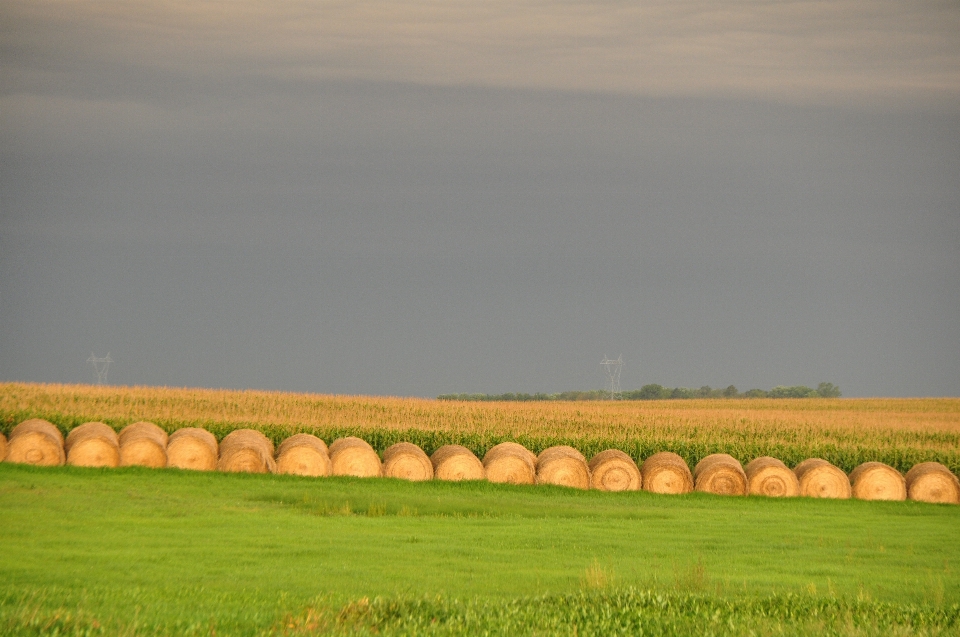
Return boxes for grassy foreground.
[2,464,958,635]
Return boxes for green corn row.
[3,411,958,475]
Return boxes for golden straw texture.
[431,444,485,481]
[794,458,851,499]
[640,451,693,494]
[5,419,65,467]
[329,436,382,477]
[536,445,590,489]
[276,433,331,477]
[905,462,960,504]
[482,442,536,485]
[588,449,641,492]
[11,418,65,446]
[745,456,799,497]
[217,429,276,473]
[849,461,906,501]
[118,421,168,468]
[65,422,120,468]
[694,454,747,496]
[166,428,218,471]
[382,442,433,481]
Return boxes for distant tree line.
[438,382,841,402]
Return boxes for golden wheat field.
[2,382,958,461]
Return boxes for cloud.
[319,0,960,104]
[2,1,958,107]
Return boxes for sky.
[1,1,958,397]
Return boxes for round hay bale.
[118,421,168,468]
[431,444,485,481]
[849,461,906,501]
[588,449,641,492]
[5,419,65,466]
[0,432,6,461]
[217,429,277,473]
[276,433,331,477]
[11,418,65,446]
[694,454,747,496]
[639,451,693,495]
[329,436,382,477]
[536,446,590,489]
[905,462,960,505]
[166,428,218,471]
[745,456,799,497]
[65,422,120,468]
[383,442,433,481]
[794,458,851,499]
[482,442,535,485]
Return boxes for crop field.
[2,382,959,635]
[2,382,959,473]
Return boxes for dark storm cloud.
[1,1,958,396]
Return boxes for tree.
[816,382,841,398]
[637,384,669,400]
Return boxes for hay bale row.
[2,419,958,504]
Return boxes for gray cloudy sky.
[1,1,958,397]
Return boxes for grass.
[1,463,958,635]
[2,382,959,473]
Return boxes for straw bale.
[5,419,65,466]
[484,441,537,467]
[119,421,168,447]
[905,462,960,505]
[0,432,6,461]
[536,445,590,489]
[482,442,535,485]
[329,436,382,477]
[588,449,641,492]
[118,421,168,468]
[694,454,747,496]
[849,461,906,501]
[217,429,276,473]
[639,452,693,495]
[794,458,851,499]
[382,442,433,481]
[276,433,331,477]
[745,456,799,497]
[66,422,120,468]
[278,433,328,458]
[167,428,218,471]
[11,419,64,446]
[431,444,485,481]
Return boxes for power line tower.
[600,355,623,400]
[87,353,113,385]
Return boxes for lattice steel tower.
[87,353,113,385]
[600,355,623,400]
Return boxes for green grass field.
[2,463,958,635]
